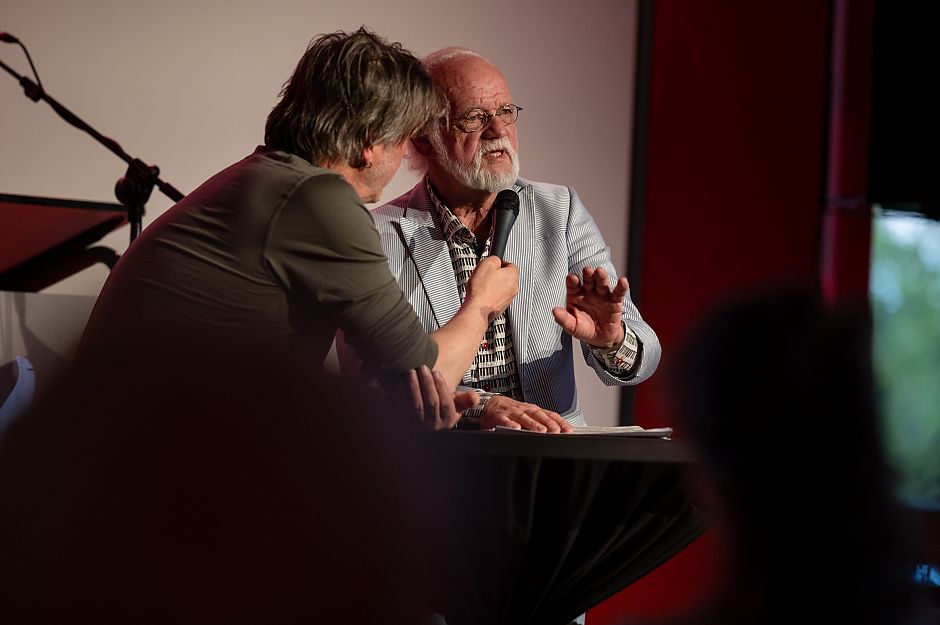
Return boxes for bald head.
[423,46,486,76]
[423,49,509,120]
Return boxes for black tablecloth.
[415,431,708,625]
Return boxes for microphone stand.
[0,57,184,244]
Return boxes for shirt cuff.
[590,321,640,375]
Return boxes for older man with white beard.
[340,47,661,432]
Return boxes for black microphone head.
[494,188,520,215]
[0,32,19,44]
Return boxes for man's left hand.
[552,266,627,348]
[480,395,573,433]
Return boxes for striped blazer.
[362,177,661,425]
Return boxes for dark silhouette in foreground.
[645,286,933,625]
[0,340,440,624]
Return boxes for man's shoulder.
[515,178,574,204]
[241,147,348,190]
[370,180,431,220]
[181,149,355,220]
[514,178,597,235]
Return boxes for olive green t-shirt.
[80,147,437,376]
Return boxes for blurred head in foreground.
[668,286,922,625]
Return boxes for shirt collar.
[425,176,476,245]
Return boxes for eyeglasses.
[452,104,523,133]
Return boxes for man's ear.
[358,144,375,170]
[411,136,434,158]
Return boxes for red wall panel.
[635,0,831,430]
[591,1,831,621]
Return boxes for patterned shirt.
[426,179,522,417]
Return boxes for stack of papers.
[495,425,673,438]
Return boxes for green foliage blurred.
[870,209,940,508]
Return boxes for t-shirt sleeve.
[264,173,437,375]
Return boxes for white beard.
[429,133,521,192]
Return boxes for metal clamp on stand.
[115,159,162,242]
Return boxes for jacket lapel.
[394,196,462,330]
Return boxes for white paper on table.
[494,425,673,438]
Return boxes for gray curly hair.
[265,27,446,169]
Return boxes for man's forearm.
[429,256,518,389]
[429,303,491,389]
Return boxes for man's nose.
[482,115,511,139]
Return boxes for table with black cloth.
[413,430,709,625]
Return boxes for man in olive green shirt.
[78,28,518,427]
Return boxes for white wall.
[0,291,96,393]
[1,0,639,426]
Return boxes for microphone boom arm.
[0,56,184,242]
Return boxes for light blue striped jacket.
[365,177,661,426]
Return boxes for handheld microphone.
[488,189,519,260]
